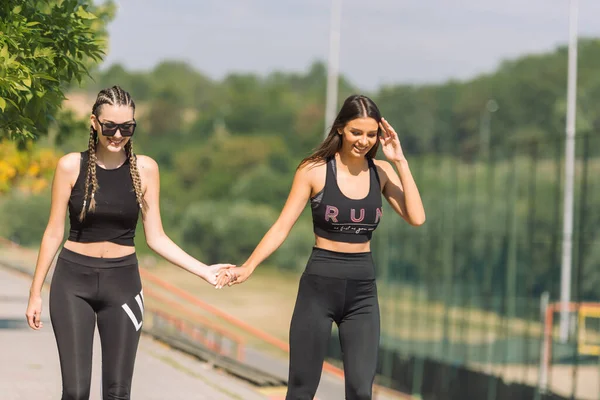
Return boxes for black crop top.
[310,156,383,243]
[68,151,140,246]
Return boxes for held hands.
[25,294,43,330]
[200,263,236,286]
[379,117,406,162]
[215,266,252,289]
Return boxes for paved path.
[0,244,410,400]
[0,266,267,400]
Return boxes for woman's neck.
[95,146,127,169]
[336,151,367,176]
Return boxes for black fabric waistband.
[58,247,138,268]
[304,247,375,280]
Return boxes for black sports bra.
[310,156,383,243]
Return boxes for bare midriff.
[63,240,136,258]
[314,235,371,253]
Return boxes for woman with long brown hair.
[25,85,233,400]
[221,94,426,399]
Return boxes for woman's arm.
[377,118,426,226]
[26,153,79,330]
[377,160,426,226]
[226,163,315,286]
[138,156,232,285]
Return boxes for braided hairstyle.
[79,85,148,221]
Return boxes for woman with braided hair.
[25,85,234,399]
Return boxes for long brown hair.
[79,85,148,221]
[299,94,382,169]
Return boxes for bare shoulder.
[136,155,159,173]
[373,158,393,173]
[135,155,159,192]
[52,152,81,187]
[298,159,325,178]
[372,158,394,186]
[57,152,81,173]
[298,159,327,195]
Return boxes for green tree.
[173,134,289,199]
[0,0,115,141]
[88,64,153,101]
[179,200,314,270]
[150,61,215,109]
[0,190,52,245]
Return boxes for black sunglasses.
[99,121,137,137]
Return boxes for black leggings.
[49,248,143,400]
[286,247,380,400]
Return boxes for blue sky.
[98,0,600,90]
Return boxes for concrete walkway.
[0,266,267,400]
[0,242,411,400]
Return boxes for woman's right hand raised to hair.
[25,294,43,330]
